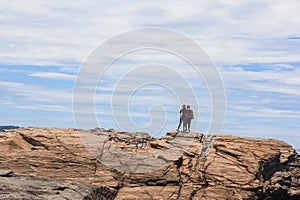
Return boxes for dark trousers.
[177,117,187,131]
[186,118,192,131]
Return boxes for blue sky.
[0,1,300,149]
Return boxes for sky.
[0,1,300,149]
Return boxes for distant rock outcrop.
[0,127,299,199]
[0,125,19,132]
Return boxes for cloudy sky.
[0,1,300,148]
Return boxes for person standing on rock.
[177,104,187,131]
[186,105,194,132]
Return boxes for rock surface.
[0,127,299,199]
[0,172,94,200]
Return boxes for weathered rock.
[0,127,299,199]
[0,172,96,200]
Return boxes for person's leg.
[187,119,191,132]
[183,118,187,131]
[177,117,182,131]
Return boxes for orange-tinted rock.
[0,127,299,199]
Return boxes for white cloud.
[0,80,72,109]
[29,72,76,80]
[16,104,69,112]
[0,1,299,66]
[221,65,300,96]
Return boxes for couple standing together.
[177,104,194,132]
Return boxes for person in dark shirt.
[177,104,187,131]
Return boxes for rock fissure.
[214,150,257,177]
[175,165,183,200]
[19,132,49,150]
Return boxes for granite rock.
[0,127,299,199]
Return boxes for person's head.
[182,104,186,108]
[187,105,190,109]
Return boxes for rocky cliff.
[0,127,299,199]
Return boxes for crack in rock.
[19,133,49,150]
